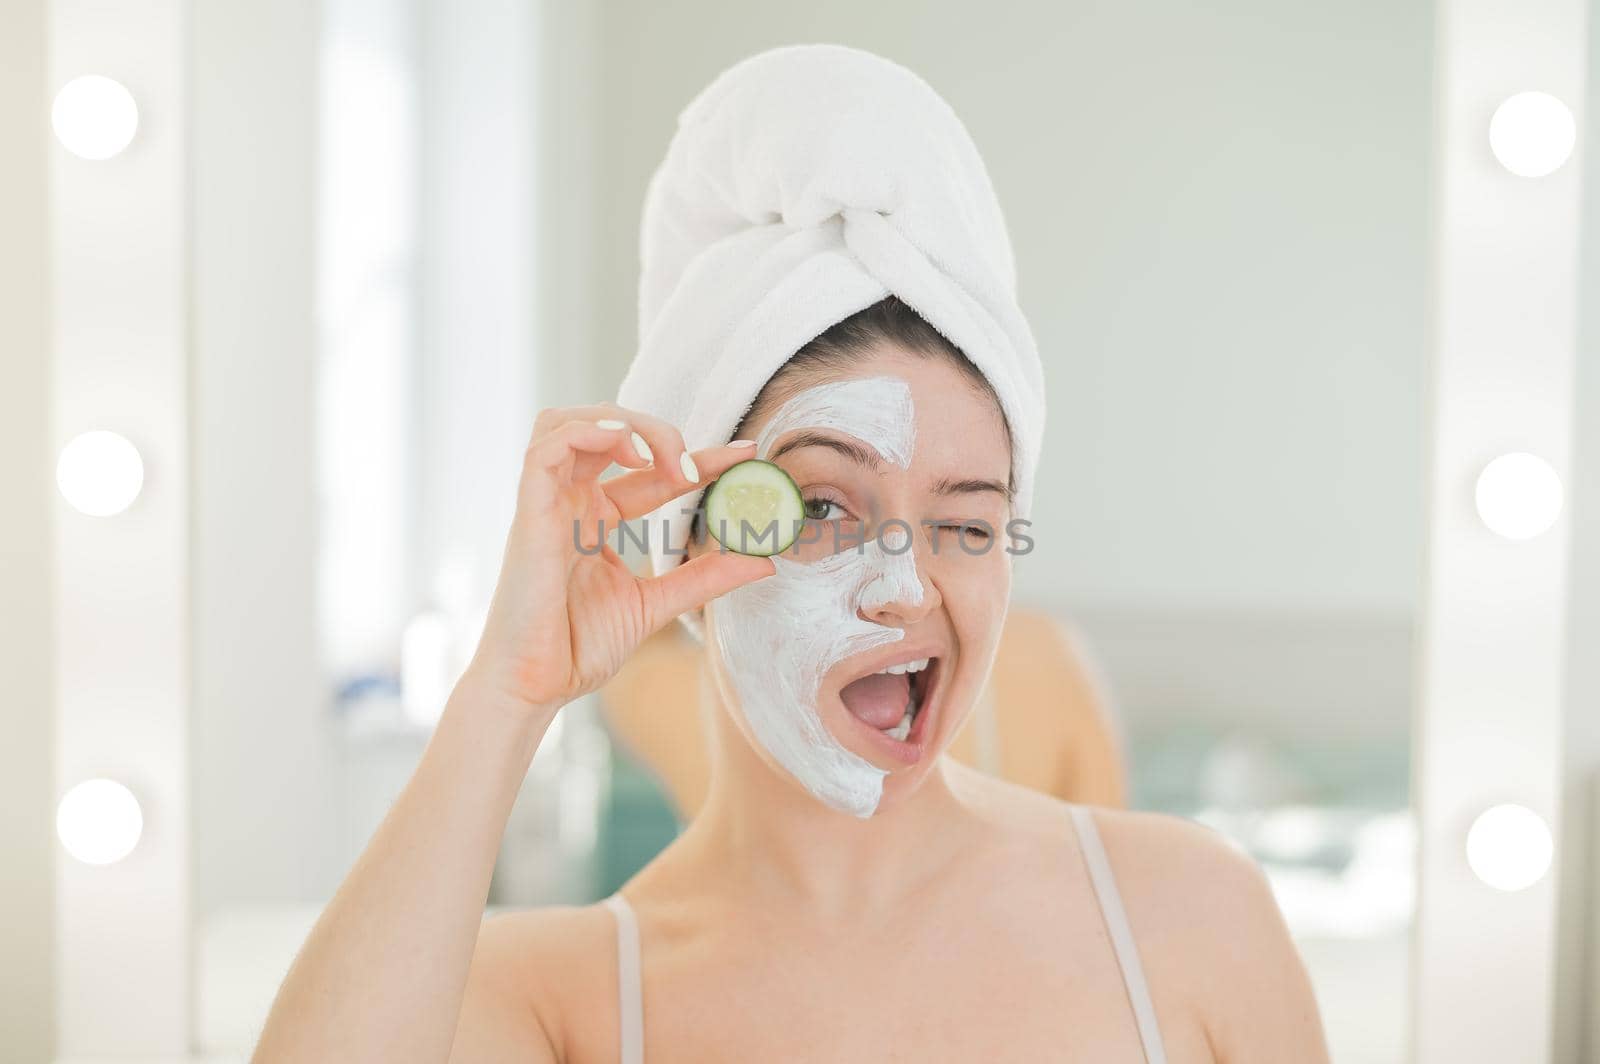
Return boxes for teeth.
[882,690,918,742]
[884,704,913,741]
[874,656,930,676]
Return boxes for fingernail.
[679,451,700,483]
[729,439,757,448]
[596,418,626,430]
[631,432,653,462]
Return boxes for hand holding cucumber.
[463,404,776,719]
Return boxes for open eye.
[802,495,848,522]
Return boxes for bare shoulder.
[1084,804,1268,908]
[946,767,1330,1061]
[453,902,621,1064]
[1085,805,1332,1062]
[948,763,1262,897]
[953,766,1271,901]
[480,899,617,964]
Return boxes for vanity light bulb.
[1488,91,1576,177]
[56,778,144,865]
[1466,803,1552,892]
[57,430,145,516]
[1474,452,1562,540]
[52,75,140,160]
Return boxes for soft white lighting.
[401,609,454,726]
[1489,91,1577,177]
[1475,452,1562,540]
[56,778,144,865]
[1466,803,1552,892]
[57,430,145,516]
[52,75,140,160]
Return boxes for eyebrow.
[766,430,1014,502]
[931,475,1014,501]
[768,430,883,470]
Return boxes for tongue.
[839,672,911,729]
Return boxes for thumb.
[638,550,776,637]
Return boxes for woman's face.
[693,343,1014,816]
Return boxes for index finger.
[601,440,759,520]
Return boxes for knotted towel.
[615,42,1046,581]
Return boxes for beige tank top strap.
[1069,803,1168,1064]
[602,893,644,1064]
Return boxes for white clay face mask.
[706,375,923,818]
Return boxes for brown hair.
[688,294,1015,542]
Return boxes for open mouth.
[836,654,942,762]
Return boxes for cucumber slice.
[702,458,805,556]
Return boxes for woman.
[255,45,1328,1062]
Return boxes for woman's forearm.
[252,677,555,1063]
[249,407,763,1060]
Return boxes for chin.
[868,764,935,811]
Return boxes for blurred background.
[4,1,1598,1062]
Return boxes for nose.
[856,522,940,627]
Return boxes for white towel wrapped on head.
[616,42,1046,581]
